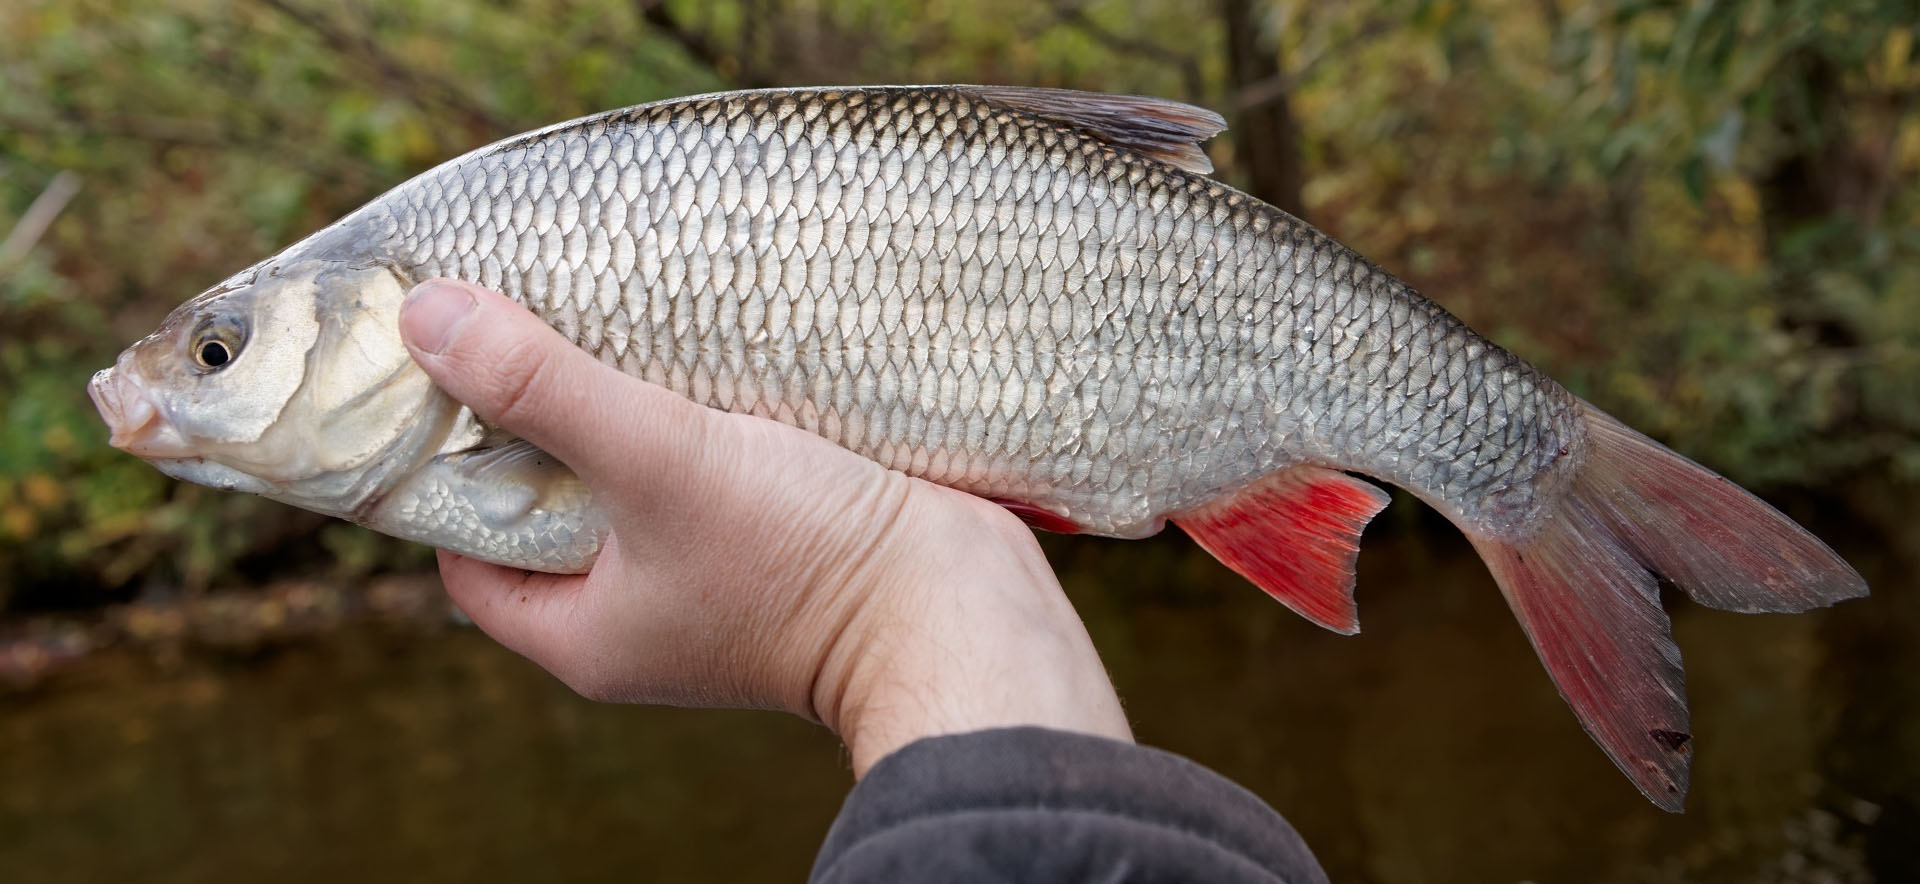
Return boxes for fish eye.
[189,318,247,372]
[199,340,231,367]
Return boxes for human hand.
[398,279,1132,774]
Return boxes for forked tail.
[1464,400,1865,810]
[1172,400,1867,811]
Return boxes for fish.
[89,85,1866,809]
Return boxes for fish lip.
[89,361,198,459]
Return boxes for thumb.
[397,278,712,483]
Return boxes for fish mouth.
[89,361,197,459]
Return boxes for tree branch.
[0,112,230,149]
[634,0,777,88]
[1220,0,1302,214]
[0,108,378,185]
[1228,14,1395,115]
[0,171,82,272]
[1042,1,1206,102]
[252,0,519,137]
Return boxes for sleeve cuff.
[809,726,1328,883]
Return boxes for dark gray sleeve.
[808,727,1328,884]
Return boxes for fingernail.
[402,282,476,355]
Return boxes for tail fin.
[1569,403,1867,612]
[1466,400,1867,811]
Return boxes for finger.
[437,548,587,667]
[398,278,713,484]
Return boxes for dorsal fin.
[960,86,1227,175]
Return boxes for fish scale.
[97,85,1866,811]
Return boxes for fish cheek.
[296,267,444,472]
[215,265,424,480]
[242,264,455,499]
[172,286,321,461]
[305,360,446,476]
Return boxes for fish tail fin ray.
[1465,506,1693,811]
[1173,465,1392,635]
[1461,399,1867,810]
[1566,401,1868,613]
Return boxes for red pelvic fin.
[1172,466,1392,634]
[989,498,1085,535]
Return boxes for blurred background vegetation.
[1,0,1915,882]
[3,0,1915,602]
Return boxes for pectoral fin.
[366,438,607,573]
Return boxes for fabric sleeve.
[808,726,1329,884]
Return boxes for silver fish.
[90,86,1865,809]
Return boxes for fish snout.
[89,362,196,459]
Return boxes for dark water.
[3,514,1913,883]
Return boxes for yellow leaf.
[2,505,37,539]
[42,423,77,456]
[23,474,63,509]
[1885,28,1915,87]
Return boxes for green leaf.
[1680,152,1708,205]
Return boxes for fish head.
[90,258,460,516]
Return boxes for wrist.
[810,489,1133,777]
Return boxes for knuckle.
[484,335,556,427]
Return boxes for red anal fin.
[1172,466,1391,635]
[989,499,1085,535]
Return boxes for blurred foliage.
[0,0,1914,607]
[1296,0,1920,485]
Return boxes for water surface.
[3,518,1911,882]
